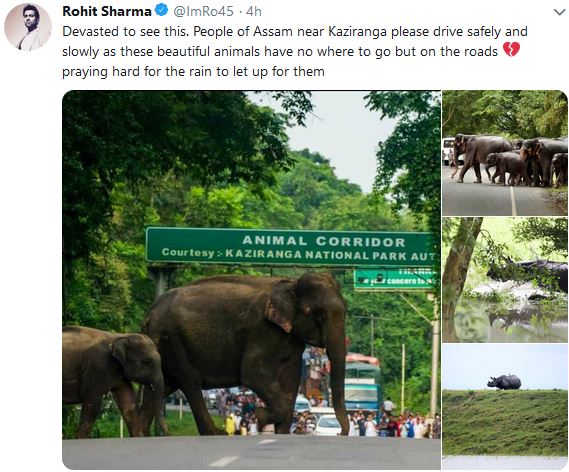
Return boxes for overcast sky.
[251,91,398,193]
[443,344,568,390]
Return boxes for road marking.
[209,456,239,467]
[257,439,276,445]
[510,186,517,216]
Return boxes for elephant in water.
[139,272,350,436]
[487,259,568,294]
[62,326,168,438]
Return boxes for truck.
[344,362,383,415]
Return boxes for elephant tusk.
[137,385,145,410]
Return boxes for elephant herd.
[62,272,350,438]
[450,134,568,188]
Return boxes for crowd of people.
[347,409,441,439]
[208,388,441,439]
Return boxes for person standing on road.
[432,413,441,439]
[382,397,395,417]
[248,415,259,435]
[357,411,366,436]
[406,416,415,438]
[234,411,242,434]
[348,414,356,436]
[365,415,377,437]
[225,413,236,436]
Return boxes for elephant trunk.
[151,373,168,436]
[325,326,349,436]
[137,375,168,436]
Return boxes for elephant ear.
[264,280,296,333]
[111,337,129,368]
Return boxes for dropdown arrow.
[554,8,566,15]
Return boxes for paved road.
[442,166,566,216]
[62,435,441,469]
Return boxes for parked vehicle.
[310,406,335,420]
[344,379,383,416]
[314,414,342,436]
[294,394,311,413]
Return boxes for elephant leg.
[532,160,540,186]
[473,162,482,183]
[457,159,471,183]
[491,168,499,184]
[542,159,552,187]
[77,396,103,438]
[274,357,303,434]
[484,165,492,182]
[162,338,224,436]
[241,348,302,434]
[246,380,291,432]
[139,382,176,436]
[112,381,141,437]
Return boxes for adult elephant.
[62,326,168,438]
[520,138,568,187]
[551,153,568,187]
[139,272,350,436]
[454,134,513,183]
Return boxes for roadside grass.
[63,403,224,439]
[442,390,568,456]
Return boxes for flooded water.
[442,455,567,470]
[454,281,567,343]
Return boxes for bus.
[344,379,383,415]
[344,362,383,415]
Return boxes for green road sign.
[146,227,435,268]
[354,268,435,290]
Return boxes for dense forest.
[63,91,439,415]
[442,90,568,138]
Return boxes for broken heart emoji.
[503,42,521,57]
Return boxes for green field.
[443,390,568,456]
[63,405,224,439]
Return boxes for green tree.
[513,218,568,258]
[365,91,441,288]
[63,91,312,261]
[442,218,484,342]
[442,90,568,138]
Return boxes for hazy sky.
[251,91,398,193]
[443,344,568,390]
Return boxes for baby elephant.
[486,152,529,186]
[62,326,168,438]
[551,153,568,187]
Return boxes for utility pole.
[401,343,405,415]
[399,293,439,418]
[370,315,375,358]
[429,296,440,417]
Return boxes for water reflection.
[454,282,567,343]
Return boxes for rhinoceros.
[487,374,522,390]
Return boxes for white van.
[310,406,335,420]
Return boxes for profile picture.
[4,3,51,51]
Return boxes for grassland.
[63,405,224,439]
[443,390,568,456]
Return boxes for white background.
[0,0,567,470]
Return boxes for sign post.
[353,268,434,290]
[146,227,434,268]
